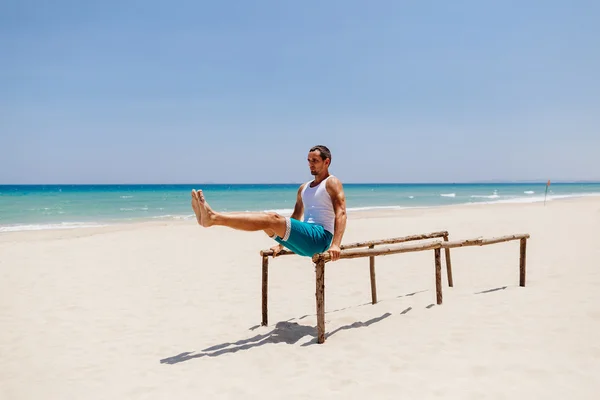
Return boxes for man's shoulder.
[326,175,342,184]
[325,175,344,191]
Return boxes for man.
[190,145,347,261]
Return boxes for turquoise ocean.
[1,182,599,232]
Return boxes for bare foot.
[190,190,202,225]
[191,189,215,227]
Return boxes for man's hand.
[270,244,284,257]
[328,244,341,261]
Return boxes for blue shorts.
[273,217,333,257]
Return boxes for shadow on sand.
[475,286,507,294]
[160,313,391,365]
[160,289,433,365]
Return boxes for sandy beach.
[1,197,599,399]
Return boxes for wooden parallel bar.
[340,231,449,250]
[480,234,530,245]
[442,238,484,249]
[260,232,530,258]
[437,234,529,249]
[313,234,530,263]
[260,230,448,257]
[259,248,296,257]
[313,240,444,263]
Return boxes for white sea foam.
[150,214,194,220]
[524,191,535,194]
[471,194,500,199]
[347,205,412,212]
[120,195,134,199]
[0,222,108,233]
[440,193,456,197]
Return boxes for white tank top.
[301,176,335,234]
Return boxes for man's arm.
[326,176,347,260]
[290,183,306,221]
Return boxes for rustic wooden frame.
[259,231,530,344]
[259,231,451,327]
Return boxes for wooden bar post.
[315,259,326,344]
[261,255,268,326]
[435,248,442,305]
[519,238,527,287]
[369,244,377,304]
[443,234,453,287]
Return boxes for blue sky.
[1,0,599,184]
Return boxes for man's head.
[307,145,331,176]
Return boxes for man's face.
[307,150,329,175]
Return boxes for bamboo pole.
[369,244,377,304]
[435,248,442,305]
[260,230,449,257]
[519,238,527,287]
[315,259,326,344]
[261,255,268,326]
[443,234,453,287]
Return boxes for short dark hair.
[310,145,331,162]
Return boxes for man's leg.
[191,189,287,238]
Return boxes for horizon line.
[2,180,599,186]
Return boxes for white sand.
[1,198,600,399]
